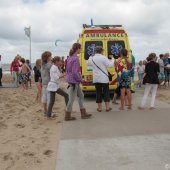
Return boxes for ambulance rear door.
[83,41,103,75]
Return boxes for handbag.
[92,59,112,81]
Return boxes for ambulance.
[78,24,134,94]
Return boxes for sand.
[1,74,170,170]
[0,74,65,170]
[156,87,170,104]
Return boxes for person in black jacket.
[33,59,42,102]
[138,53,160,110]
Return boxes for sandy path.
[0,80,65,170]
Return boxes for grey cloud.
[1,0,170,63]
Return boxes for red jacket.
[10,60,21,72]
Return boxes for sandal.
[119,107,124,110]
[127,105,132,110]
[138,106,144,110]
[112,101,119,105]
[149,107,156,110]
[106,108,112,112]
[97,108,102,112]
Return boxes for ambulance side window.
[107,41,125,59]
[84,41,103,60]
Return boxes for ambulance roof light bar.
[83,24,123,29]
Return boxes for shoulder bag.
[92,59,112,81]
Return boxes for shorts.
[159,73,165,80]
[19,73,29,84]
[42,85,50,104]
[164,70,169,81]
[119,75,131,89]
[138,73,144,81]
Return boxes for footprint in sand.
[36,159,41,163]
[2,153,17,170]
[0,121,8,130]
[3,154,11,161]
[14,123,25,128]
[32,126,39,129]
[5,103,10,107]
[36,109,43,113]
[43,150,53,156]
[23,152,35,157]
[19,108,26,112]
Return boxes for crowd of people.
[9,55,32,90]
[136,53,170,88]
[0,44,170,120]
[136,53,170,109]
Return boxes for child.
[20,58,31,90]
[47,56,69,118]
[26,59,32,88]
[137,60,145,87]
[33,59,42,102]
[41,51,52,115]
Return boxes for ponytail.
[69,43,81,57]
[69,49,74,56]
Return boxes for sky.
[0,0,170,63]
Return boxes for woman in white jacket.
[87,46,114,112]
[47,56,69,118]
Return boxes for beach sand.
[1,74,170,170]
[0,74,65,170]
[156,87,170,104]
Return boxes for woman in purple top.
[65,43,92,121]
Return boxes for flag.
[24,27,31,37]
[91,18,93,26]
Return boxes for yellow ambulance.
[78,24,134,94]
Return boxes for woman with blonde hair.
[33,59,42,102]
[10,55,22,87]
